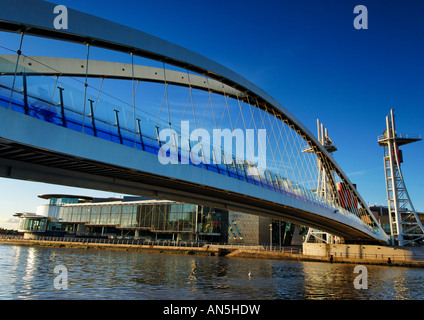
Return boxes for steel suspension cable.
[8,32,24,109]
[82,43,90,132]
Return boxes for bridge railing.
[0,55,380,235]
[12,235,303,253]
[378,133,422,141]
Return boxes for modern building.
[15,194,299,245]
[369,204,424,235]
[59,197,227,243]
[227,211,303,246]
[14,194,94,239]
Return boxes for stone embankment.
[226,248,424,267]
[0,238,225,256]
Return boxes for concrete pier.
[302,243,424,267]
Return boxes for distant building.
[369,204,424,235]
[15,194,299,246]
[369,205,391,234]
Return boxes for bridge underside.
[0,140,380,243]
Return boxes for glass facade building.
[58,199,228,242]
[17,214,50,233]
[15,194,300,245]
[14,194,94,239]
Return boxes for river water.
[1,244,423,300]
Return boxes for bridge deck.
[0,100,386,242]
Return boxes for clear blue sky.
[1,0,423,228]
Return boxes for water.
[1,244,424,300]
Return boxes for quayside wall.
[0,238,225,256]
[301,243,424,267]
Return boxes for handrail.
[8,235,304,254]
[378,133,422,141]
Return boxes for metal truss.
[378,109,424,246]
[304,120,340,244]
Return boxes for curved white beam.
[0,54,246,99]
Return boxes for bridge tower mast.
[304,119,340,244]
[378,109,423,246]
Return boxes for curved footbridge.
[0,0,389,244]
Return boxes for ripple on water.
[0,245,423,300]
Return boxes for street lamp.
[269,223,273,251]
[279,221,282,251]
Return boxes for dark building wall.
[228,211,261,244]
[258,216,273,245]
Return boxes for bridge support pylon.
[378,109,424,246]
[304,119,340,244]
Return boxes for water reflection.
[23,247,36,282]
[1,244,424,300]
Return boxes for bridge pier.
[303,242,424,262]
